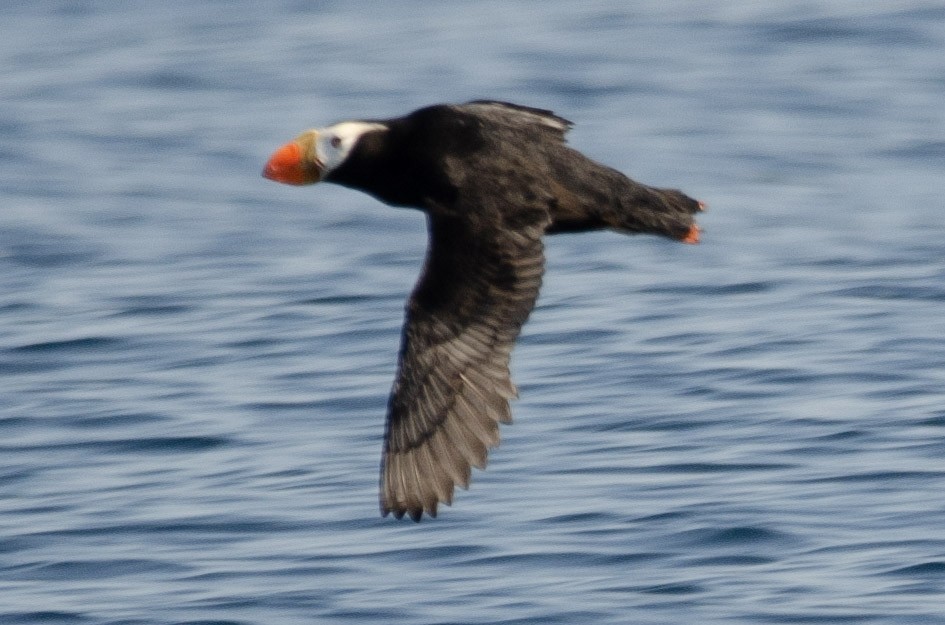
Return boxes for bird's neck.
[326,124,456,211]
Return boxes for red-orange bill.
[263,142,309,185]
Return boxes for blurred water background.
[3,1,945,623]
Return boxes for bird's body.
[264,101,703,520]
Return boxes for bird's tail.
[605,183,704,244]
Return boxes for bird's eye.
[330,136,342,149]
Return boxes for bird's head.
[263,121,386,186]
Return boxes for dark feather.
[381,211,547,520]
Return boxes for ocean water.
[3,1,945,623]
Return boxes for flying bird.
[263,101,703,521]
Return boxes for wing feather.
[380,213,547,520]
[461,100,573,139]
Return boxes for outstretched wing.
[461,100,573,141]
[381,214,546,521]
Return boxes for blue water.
[3,1,945,623]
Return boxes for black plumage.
[263,101,703,520]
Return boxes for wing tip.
[381,500,442,522]
[463,99,573,133]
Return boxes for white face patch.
[313,121,387,174]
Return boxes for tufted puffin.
[263,101,703,521]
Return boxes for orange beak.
[263,141,320,185]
